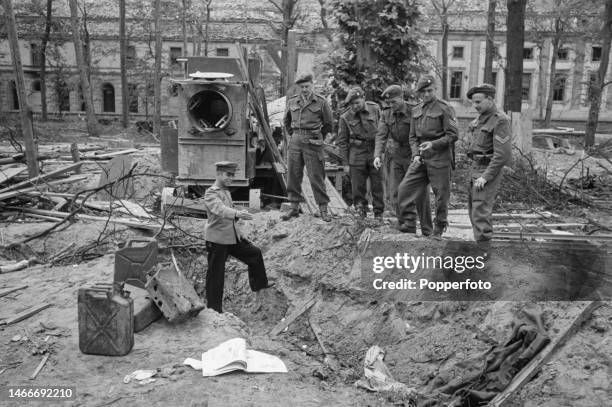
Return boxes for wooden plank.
[0,285,28,298]
[450,222,586,230]
[85,148,139,160]
[0,162,83,194]
[29,353,49,380]
[489,301,600,407]
[270,295,317,336]
[493,232,612,241]
[0,165,27,185]
[0,174,90,201]
[2,304,52,325]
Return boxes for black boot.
[281,203,300,221]
[320,204,332,222]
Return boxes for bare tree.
[316,0,332,42]
[181,0,188,56]
[40,0,53,121]
[120,0,128,127]
[585,0,612,147]
[204,0,212,56]
[153,0,162,136]
[268,0,301,95]
[483,0,496,84]
[431,0,457,99]
[3,0,39,177]
[68,0,98,136]
[504,0,527,112]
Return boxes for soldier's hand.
[373,157,381,169]
[343,165,350,173]
[474,177,487,191]
[412,155,422,164]
[419,141,433,152]
[236,210,253,220]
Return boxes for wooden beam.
[0,285,28,298]
[29,353,50,380]
[0,165,27,185]
[489,301,601,406]
[493,232,612,242]
[2,303,52,325]
[0,174,90,201]
[0,162,83,194]
[270,295,317,336]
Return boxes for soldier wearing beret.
[337,87,384,219]
[374,85,433,235]
[282,73,334,222]
[466,84,512,252]
[204,161,274,313]
[397,75,458,236]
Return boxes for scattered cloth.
[420,304,550,407]
[184,338,287,377]
[355,345,417,400]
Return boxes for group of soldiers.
[281,73,513,248]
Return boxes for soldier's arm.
[321,99,333,136]
[374,112,389,158]
[283,104,293,136]
[482,116,512,181]
[337,116,350,165]
[409,115,420,156]
[203,190,238,219]
[431,105,459,150]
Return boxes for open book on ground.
[183,338,288,377]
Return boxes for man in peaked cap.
[282,73,334,222]
[203,161,274,313]
[396,74,458,236]
[373,84,433,235]
[466,84,512,255]
[337,87,384,219]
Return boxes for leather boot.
[281,202,300,221]
[319,204,332,222]
[433,223,447,237]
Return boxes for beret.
[214,161,238,173]
[344,87,365,104]
[416,75,436,91]
[381,85,403,100]
[467,83,496,99]
[295,73,314,84]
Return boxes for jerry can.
[78,284,134,356]
[114,238,158,289]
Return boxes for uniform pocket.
[308,105,321,114]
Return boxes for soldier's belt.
[467,152,493,165]
[350,139,375,146]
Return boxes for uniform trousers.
[350,160,384,214]
[286,136,330,206]
[205,239,269,313]
[389,157,433,234]
[468,165,504,241]
[398,161,451,231]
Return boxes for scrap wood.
[270,294,318,336]
[0,174,90,201]
[449,222,587,230]
[2,303,52,325]
[0,162,84,194]
[0,285,28,298]
[0,258,43,274]
[48,242,76,263]
[489,301,601,407]
[493,232,612,242]
[85,148,140,160]
[29,353,49,380]
[0,165,27,185]
[308,316,340,369]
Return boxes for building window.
[102,82,115,113]
[9,80,19,110]
[216,48,229,57]
[452,46,464,59]
[449,71,463,99]
[128,83,139,113]
[552,74,567,101]
[126,45,136,68]
[523,47,533,60]
[56,80,70,112]
[32,80,41,92]
[557,48,569,60]
[522,73,532,100]
[169,47,182,69]
[592,46,602,62]
[30,43,42,67]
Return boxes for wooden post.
[119,0,128,128]
[4,0,39,178]
[153,0,162,137]
[287,30,297,89]
[70,143,81,173]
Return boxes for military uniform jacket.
[468,108,512,181]
[374,101,413,161]
[283,93,333,137]
[409,98,459,168]
[337,101,381,165]
[203,185,241,245]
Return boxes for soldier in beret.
[282,73,334,222]
[466,84,512,253]
[397,75,458,236]
[374,85,433,235]
[337,87,384,219]
[204,161,275,313]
